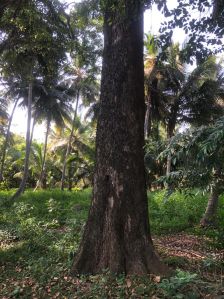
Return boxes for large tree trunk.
[35,117,50,190]
[11,82,33,200]
[0,98,19,182]
[61,92,79,190]
[72,1,167,275]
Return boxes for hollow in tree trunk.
[11,82,33,200]
[72,1,167,275]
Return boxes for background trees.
[1,1,224,297]
[158,116,224,226]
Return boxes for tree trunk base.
[72,198,169,276]
[72,243,168,276]
[200,217,217,228]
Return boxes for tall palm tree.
[51,118,95,190]
[145,41,224,174]
[0,97,19,182]
[0,95,10,181]
[60,63,99,190]
[33,81,72,190]
[144,33,159,139]
[0,73,34,185]
[11,78,33,200]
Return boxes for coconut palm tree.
[60,62,99,190]
[144,33,160,139]
[0,97,19,182]
[32,81,72,190]
[50,117,95,190]
[145,39,224,175]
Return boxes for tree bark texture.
[72,1,166,275]
[11,82,33,200]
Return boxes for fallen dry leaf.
[153,276,161,283]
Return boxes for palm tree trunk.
[144,94,151,139]
[61,92,79,191]
[166,132,173,176]
[30,117,36,146]
[35,117,51,190]
[0,98,19,182]
[68,162,73,191]
[11,82,33,200]
[200,167,222,227]
[166,103,179,176]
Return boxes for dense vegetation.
[0,0,224,297]
[1,190,224,298]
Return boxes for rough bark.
[11,82,33,200]
[35,117,50,190]
[0,98,19,182]
[61,92,79,190]
[72,1,167,275]
[200,187,220,227]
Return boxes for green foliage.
[0,0,69,81]
[0,189,223,297]
[158,270,201,299]
[158,117,224,192]
[149,190,210,233]
[158,0,224,63]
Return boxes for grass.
[0,189,223,298]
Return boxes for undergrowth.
[0,189,223,298]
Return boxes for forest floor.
[0,189,224,298]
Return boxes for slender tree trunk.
[144,60,157,140]
[166,103,178,176]
[34,117,51,190]
[61,92,79,190]
[30,117,36,146]
[200,188,220,227]
[11,82,33,200]
[200,168,222,227]
[0,98,19,182]
[144,94,151,139]
[72,1,167,275]
[68,162,73,191]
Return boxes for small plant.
[158,270,200,298]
